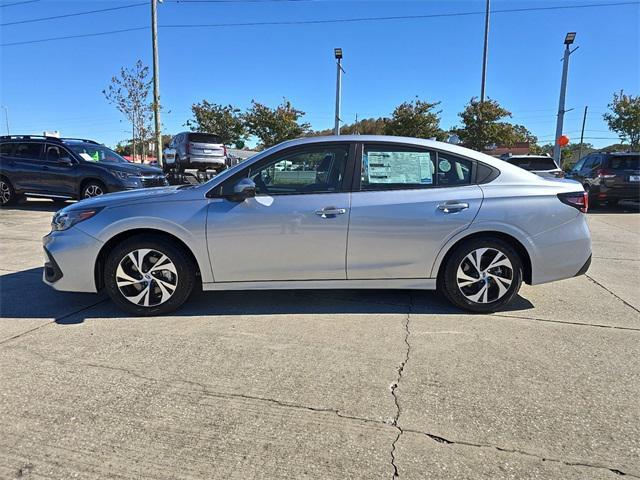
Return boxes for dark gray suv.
[0,135,168,206]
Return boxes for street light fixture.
[553,32,578,165]
[333,48,344,135]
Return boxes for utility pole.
[553,32,578,166]
[354,113,359,135]
[151,0,163,168]
[334,48,343,135]
[578,105,588,161]
[480,0,490,102]
[1,106,9,135]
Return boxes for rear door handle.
[42,165,50,171]
[437,201,469,213]
[315,206,347,218]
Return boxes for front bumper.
[42,227,104,293]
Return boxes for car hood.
[65,185,190,211]
[105,162,164,175]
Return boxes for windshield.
[66,142,128,163]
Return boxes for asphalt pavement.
[0,199,638,479]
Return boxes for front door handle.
[437,201,469,213]
[315,206,347,218]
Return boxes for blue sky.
[1,0,638,150]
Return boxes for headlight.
[114,170,141,180]
[51,208,102,232]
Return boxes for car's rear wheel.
[441,237,523,313]
[103,235,196,316]
[0,177,17,206]
[82,181,106,199]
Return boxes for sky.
[0,0,639,150]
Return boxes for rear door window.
[14,143,43,161]
[361,146,435,191]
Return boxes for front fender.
[76,201,214,283]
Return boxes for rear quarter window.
[0,143,15,156]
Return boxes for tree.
[103,60,153,161]
[243,99,311,149]
[453,97,527,151]
[384,98,446,140]
[603,90,640,149]
[310,117,388,136]
[186,100,247,147]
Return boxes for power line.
[0,0,39,7]
[2,1,638,47]
[0,3,147,27]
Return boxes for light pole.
[151,0,163,168]
[480,0,490,103]
[334,48,344,135]
[1,105,9,135]
[553,32,578,166]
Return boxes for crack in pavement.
[390,295,412,479]
[0,298,109,346]
[586,274,640,314]
[6,342,634,478]
[492,313,640,332]
[403,429,638,478]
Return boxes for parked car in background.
[43,135,591,316]
[501,154,564,179]
[566,151,640,206]
[163,132,227,173]
[0,135,168,206]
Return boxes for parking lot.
[0,200,638,479]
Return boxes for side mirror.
[229,178,256,201]
[58,157,74,166]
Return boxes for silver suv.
[163,132,227,172]
[43,135,592,316]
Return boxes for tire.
[0,177,17,206]
[81,180,107,199]
[441,237,523,313]
[103,235,196,316]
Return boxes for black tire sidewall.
[104,235,196,316]
[442,237,523,313]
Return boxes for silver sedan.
[43,135,592,316]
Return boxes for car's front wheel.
[103,235,196,316]
[82,181,107,199]
[441,237,523,313]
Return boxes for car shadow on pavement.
[1,267,534,325]
[2,199,68,212]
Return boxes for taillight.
[597,168,615,179]
[557,191,588,213]
[185,142,191,154]
[223,145,227,156]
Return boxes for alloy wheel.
[116,249,178,307]
[84,184,103,198]
[456,248,513,304]
[0,180,10,204]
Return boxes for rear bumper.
[529,213,592,285]
[42,228,103,293]
[593,185,640,201]
[185,155,226,168]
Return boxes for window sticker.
[79,153,95,161]
[439,159,452,173]
[365,151,433,184]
